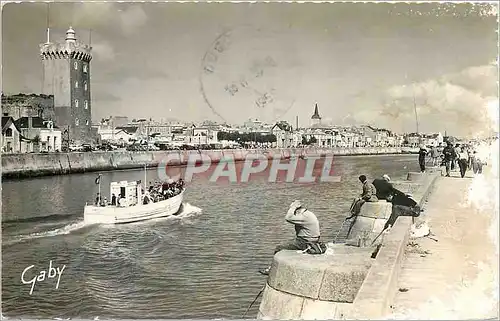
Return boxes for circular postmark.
[199,25,303,124]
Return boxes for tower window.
[74,99,79,108]
[74,62,78,70]
[83,64,88,73]
[84,81,88,91]
[86,120,89,126]
[84,100,88,109]
[75,118,79,126]
[75,81,79,88]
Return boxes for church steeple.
[310,103,321,127]
[311,103,321,120]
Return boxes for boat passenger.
[117,194,125,207]
[143,192,151,205]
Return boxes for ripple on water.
[2,155,418,318]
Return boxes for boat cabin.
[110,180,143,207]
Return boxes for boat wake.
[3,220,88,246]
[114,202,203,227]
[176,202,203,218]
[3,203,203,247]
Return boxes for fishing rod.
[242,285,265,318]
[332,218,348,243]
[332,198,359,243]
[370,224,392,246]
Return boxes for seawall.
[257,169,442,320]
[1,147,418,180]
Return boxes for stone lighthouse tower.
[40,27,92,145]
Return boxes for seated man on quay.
[349,175,378,218]
[259,200,321,276]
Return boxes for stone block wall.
[257,172,441,320]
[2,147,412,179]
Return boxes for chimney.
[296,115,299,130]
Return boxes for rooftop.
[14,117,59,129]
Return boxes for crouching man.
[259,200,321,275]
[384,191,421,230]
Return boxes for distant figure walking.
[442,141,456,177]
[457,147,469,178]
[452,144,461,170]
[471,151,484,175]
[430,145,440,166]
[259,200,321,275]
[111,193,117,206]
[418,145,428,172]
[350,175,378,217]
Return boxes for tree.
[217,131,276,143]
[301,135,317,145]
[32,135,41,153]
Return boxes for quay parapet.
[1,147,417,180]
[257,170,441,320]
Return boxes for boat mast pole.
[98,174,101,201]
[412,83,420,145]
[144,164,147,190]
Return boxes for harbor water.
[2,154,418,319]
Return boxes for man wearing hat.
[259,200,321,275]
[418,144,429,173]
[442,141,457,177]
[372,174,394,201]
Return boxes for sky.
[2,1,499,137]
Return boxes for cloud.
[50,3,148,36]
[92,90,121,103]
[119,6,149,35]
[378,62,498,137]
[91,41,115,61]
[70,3,116,29]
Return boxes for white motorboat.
[84,165,185,224]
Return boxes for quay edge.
[1,147,418,180]
[257,170,442,320]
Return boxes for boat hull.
[84,190,185,224]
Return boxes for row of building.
[91,105,446,149]
[2,93,448,153]
[2,95,447,154]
